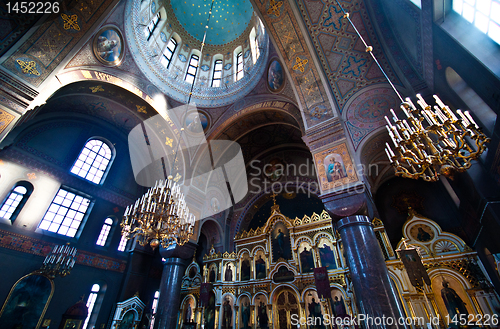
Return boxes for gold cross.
[174,173,182,182]
[271,193,277,205]
[165,137,173,147]
[282,32,294,44]
[136,105,147,114]
[89,85,104,93]
[267,0,283,17]
[305,85,316,96]
[293,57,308,72]
[27,173,37,180]
[61,13,80,31]
[16,59,40,76]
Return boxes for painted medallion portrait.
[267,59,284,92]
[410,224,435,242]
[93,27,124,66]
[185,111,209,133]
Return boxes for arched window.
[160,37,178,68]
[185,54,199,84]
[96,217,113,246]
[150,290,160,329]
[236,51,244,81]
[118,235,128,251]
[144,12,161,41]
[71,139,112,184]
[83,284,101,329]
[0,182,33,221]
[38,188,91,237]
[453,0,500,44]
[212,59,223,87]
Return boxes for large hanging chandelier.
[384,95,490,182]
[334,0,490,182]
[121,177,196,249]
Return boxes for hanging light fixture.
[121,178,196,249]
[333,0,490,182]
[120,0,219,249]
[38,243,77,278]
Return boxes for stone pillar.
[337,215,407,328]
[154,242,196,329]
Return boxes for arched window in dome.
[160,37,178,68]
[0,181,33,222]
[71,139,113,184]
[185,54,199,84]
[144,12,161,41]
[250,28,260,64]
[96,217,114,246]
[83,283,103,329]
[235,51,244,81]
[212,59,223,87]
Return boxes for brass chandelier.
[38,244,77,279]
[121,177,196,249]
[334,0,490,182]
[384,95,490,182]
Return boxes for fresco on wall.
[185,111,209,133]
[267,59,284,92]
[0,274,54,329]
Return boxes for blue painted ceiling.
[171,0,253,45]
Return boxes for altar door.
[276,290,299,329]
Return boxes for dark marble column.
[337,215,407,329]
[154,242,196,329]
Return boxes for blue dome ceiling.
[171,0,253,45]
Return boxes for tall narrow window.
[236,52,244,81]
[96,217,113,246]
[211,59,223,87]
[250,35,260,64]
[144,12,161,41]
[71,139,112,184]
[83,284,100,329]
[160,37,178,68]
[150,291,160,329]
[453,0,500,44]
[118,235,128,251]
[0,182,33,221]
[38,189,91,237]
[185,54,199,84]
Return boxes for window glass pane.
[488,20,500,43]
[118,235,128,251]
[39,188,90,237]
[475,11,489,31]
[71,139,112,184]
[454,0,464,13]
[463,3,476,22]
[492,1,500,23]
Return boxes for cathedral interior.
[0,0,500,328]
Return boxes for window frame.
[118,234,129,252]
[0,181,33,223]
[96,217,114,247]
[235,51,244,81]
[83,283,105,329]
[160,37,178,68]
[185,54,200,85]
[70,138,114,185]
[37,187,93,239]
[211,59,223,87]
[145,12,161,41]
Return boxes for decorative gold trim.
[0,273,54,329]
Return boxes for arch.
[237,248,251,258]
[270,284,301,303]
[313,232,334,245]
[197,218,224,248]
[251,245,266,256]
[294,236,313,249]
[237,292,252,305]
[252,292,269,305]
